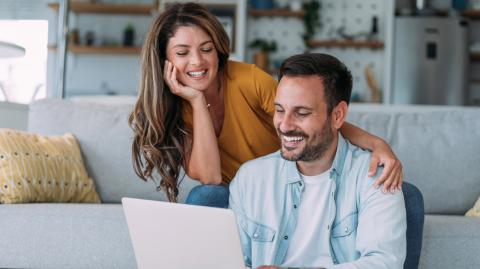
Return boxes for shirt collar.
[282,133,348,184]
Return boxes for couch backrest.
[28,100,480,213]
[28,99,199,203]
[0,101,28,130]
[348,104,480,215]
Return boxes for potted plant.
[248,38,277,71]
[123,23,135,47]
[302,0,321,47]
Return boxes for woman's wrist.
[189,95,208,110]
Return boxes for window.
[0,20,48,104]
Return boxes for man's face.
[273,75,335,162]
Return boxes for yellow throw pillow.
[0,128,101,203]
[466,197,480,217]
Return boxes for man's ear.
[331,101,348,130]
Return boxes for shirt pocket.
[240,218,276,242]
[332,212,358,238]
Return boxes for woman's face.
[166,25,219,92]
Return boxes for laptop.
[122,197,245,269]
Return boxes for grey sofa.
[347,104,480,269]
[0,99,479,269]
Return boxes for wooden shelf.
[472,53,480,61]
[48,2,155,15]
[306,40,384,50]
[462,9,480,19]
[48,45,141,55]
[250,8,305,18]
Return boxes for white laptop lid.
[122,198,245,269]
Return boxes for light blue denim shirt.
[229,134,406,269]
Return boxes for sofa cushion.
[348,104,480,214]
[28,99,199,203]
[0,128,100,203]
[0,203,135,269]
[420,215,480,269]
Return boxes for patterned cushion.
[0,129,100,203]
[466,197,480,217]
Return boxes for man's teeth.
[283,136,304,142]
[187,70,206,77]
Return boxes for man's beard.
[278,117,334,162]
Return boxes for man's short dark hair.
[279,53,353,113]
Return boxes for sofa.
[0,99,479,269]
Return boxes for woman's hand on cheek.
[163,60,203,103]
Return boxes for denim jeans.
[185,184,230,208]
[402,182,425,269]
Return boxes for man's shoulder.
[230,151,284,188]
[342,139,391,201]
[348,141,373,166]
[342,139,381,186]
[239,150,283,174]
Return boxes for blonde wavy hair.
[129,2,230,202]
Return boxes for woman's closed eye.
[201,47,213,53]
[176,51,188,56]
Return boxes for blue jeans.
[185,184,230,208]
[402,182,424,269]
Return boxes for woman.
[129,2,402,205]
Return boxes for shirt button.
[284,235,289,240]
[253,233,258,238]
[345,227,349,233]
[299,182,302,187]
[293,204,297,209]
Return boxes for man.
[229,53,406,269]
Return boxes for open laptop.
[122,197,245,269]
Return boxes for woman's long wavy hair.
[129,2,230,202]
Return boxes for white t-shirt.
[281,168,335,268]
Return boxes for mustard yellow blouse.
[182,61,280,183]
